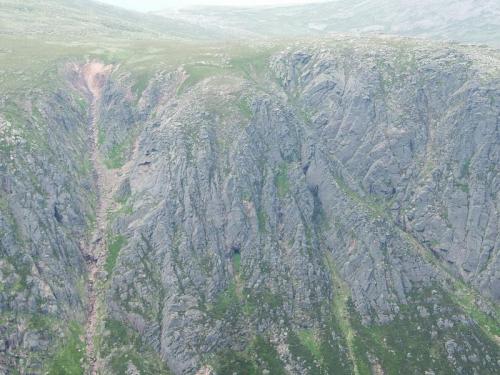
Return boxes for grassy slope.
[0,0,222,42]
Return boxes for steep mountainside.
[94,39,500,375]
[0,1,499,375]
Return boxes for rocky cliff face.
[95,40,499,374]
[1,37,499,375]
[272,43,500,302]
[0,70,94,371]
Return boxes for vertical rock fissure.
[82,61,111,375]
[79,61,133,375]
[84,98,104,375]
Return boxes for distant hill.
[0,0,222,41]
[159,0,500,47]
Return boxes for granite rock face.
[96,41,499,374]
[0,81,94,371]
[1,39,499,374]
[271,43,500,303]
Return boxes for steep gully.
[77,62,136,374]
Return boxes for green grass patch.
[257,207,268,233]
[230,48,273,82]
[457,182,470,193]
[107,202,133,223]
[104,141,129,169]
[208,276,283,320]
[177,64,226,95]
[105,235,127,275]
[237,97,253,118]
[297,329,321,362]
[325,253,369,375]
[274,163,290,198]
[333,173,387,218]
[232,252,241,274]
[29,314,53,331]
[461,159,471,178]
[287,313,353,374]
[210,282,239,320]
[349,288,500,375]
[46,322,85,375]
[402,232,500,344]
[97,318,172,374]
[450,282,500,340]
[287,330,321,373]
[212,349,256,375]
[131,71,151,98]
[97,126,106,146]
[212,335,286,375]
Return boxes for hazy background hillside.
[3,0,500,46]
[0,0,225,41]
[157,0,500,47]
